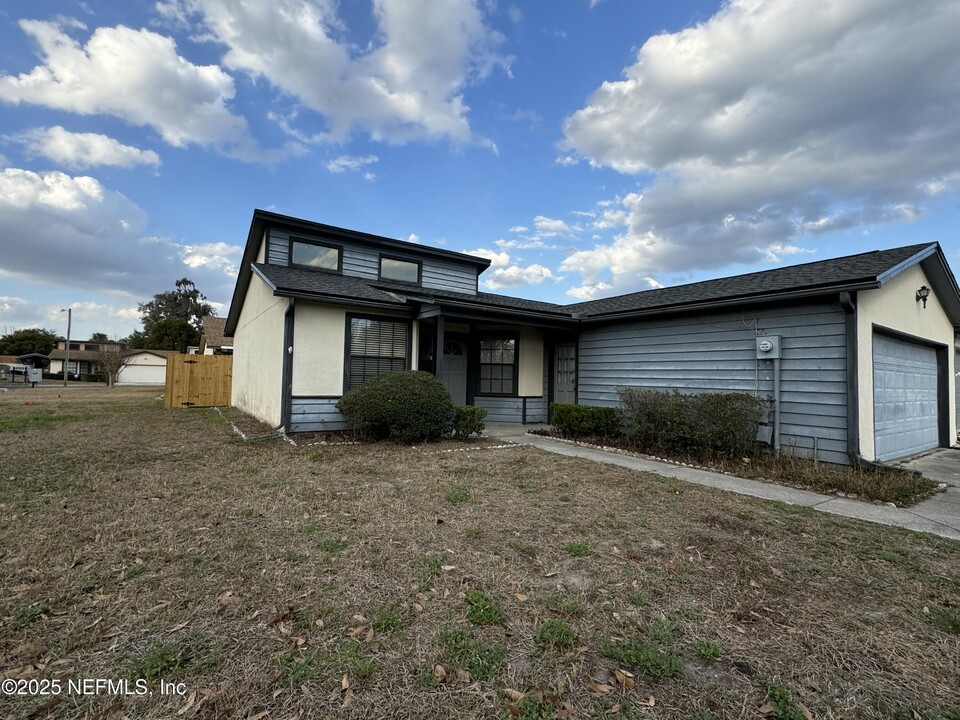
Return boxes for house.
[116,350,170,386]
[225,210,960,465]
[198,316,233,355]
[49,339,124,376]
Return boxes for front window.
[346,316,409,390]
[380,257,420,283]
[291,240,340,271]
[479,337,516,395]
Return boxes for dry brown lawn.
[1,387,958,720]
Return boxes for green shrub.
[337,371,455,443]
[454,406,487,438]
[618,388,762,458]
[551,404,621,438]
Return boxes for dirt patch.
[0,388,958,719]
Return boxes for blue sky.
[1,0,959,341]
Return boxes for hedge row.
[552,389,763,458]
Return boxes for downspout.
[773,353,782,456]
[839,291,885,469]
[278,297,295,433]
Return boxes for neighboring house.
[225,210,960,465]
[116,350,170,386]
[198,316,234,355]
[49,339,124,376]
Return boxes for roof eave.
[578,281,882,323]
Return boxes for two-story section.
[225,210,570,431]
[49,338,124,377]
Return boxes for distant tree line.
[0,278,216,357]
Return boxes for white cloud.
[364,172,376,182]
[12,126,161,170]
[0,20,270,159]
[468,248,510,268]
[561,0,960,289]
[508,225,528,233]
[407,233,420,244]
[483,263,554,289]
[180,241,241,275]
[532,215,571,237]
[326,154,378,173]
[164,0,509,145]
[0,168,238,304]
[0,297,142,338]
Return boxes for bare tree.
[95,345,126,388]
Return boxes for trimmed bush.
[337,371,455,443]
[618,388,762,458]
[453,406,487,439]
[551,403,622,438]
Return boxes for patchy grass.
[535,430,938,505]
[445,485,471,504]
[564,541,590,557]
[534,619,576,650]
[0,386,957,718]
[465,589,505,625]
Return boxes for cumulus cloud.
[0,20,271,159]
[561,0,960,294]
[162,0,509,145]
[533,215,572,237]
[326,154,378,173]
[483,263,554,289]
[12,126,161,170]
[467,248,510,268]
[0,168,238,304]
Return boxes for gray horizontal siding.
[269,229,477,294]
[475,396,546,424]
[421,259,478,295]
[290,397,350,433]
[578,301,849,464]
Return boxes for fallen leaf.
[799,704,813,720]
[456,668,471,683]
[433,664,448,683]
[605,704,622,714]
[341,688,354,708]
[503,688,525,702]
[515,593,528,602]
[585,680,613,695]
[640,696,656,707]
[341,674,350,690]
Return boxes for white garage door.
[117,364,166,385]
[873,333,939,461]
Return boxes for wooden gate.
[164,354,233,408]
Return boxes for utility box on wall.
[756,335,782,359]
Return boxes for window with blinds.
[347,316,409,389]
[479,336,517,395]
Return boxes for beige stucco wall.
[291,302,417,396]
[518,327,543,397]
[857,263,956,460]
[232,274,286,426]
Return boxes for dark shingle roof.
[569,244,933,317]
[253,244,939,322]
[256,263,572,316]
[254,263,410,306]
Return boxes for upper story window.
[85,344,99,351]
[291,239,341,272]
[380,256,421,284]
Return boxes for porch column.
[435,315,445,378]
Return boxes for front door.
[554,343,576,404]
[440,337,468,406]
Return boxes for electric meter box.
[755,335,781,359]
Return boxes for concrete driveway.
[896,448,960,536]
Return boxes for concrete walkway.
[485,424,960,542]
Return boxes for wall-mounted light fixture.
[916,285,930,308]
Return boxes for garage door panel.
[873,334,939,461]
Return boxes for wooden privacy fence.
[164,354,233,409]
